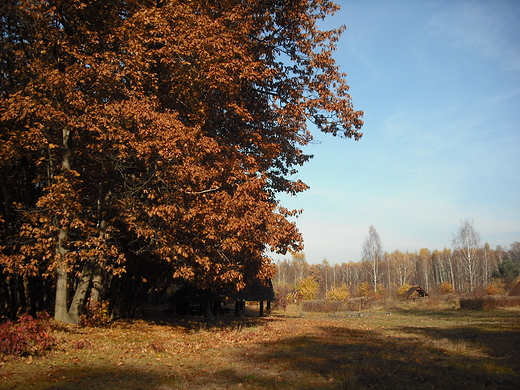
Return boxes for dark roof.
[508,278,520,296]
[169,279,276,303]
[169,285,228,303]
[234,279,275,302]
[404,286,429,299]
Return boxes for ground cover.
[1,305,519,389]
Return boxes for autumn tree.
[290,252,310,289]
[297,276,319,300]
[361,225,383,292]
[390,250,413,287]
[0,1,363,321]
[414,248,432,291]
[326,283,350,301]
[340,261,363,287]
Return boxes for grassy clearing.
[1,306,519,389]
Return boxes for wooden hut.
[404,285,429,299]
[169,279,276,317]
[234,279,276,317]
[169,285,229,316]
[508,277,520,296]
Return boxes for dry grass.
[1,305,519,389]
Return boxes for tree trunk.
[8,275,19,320]
[55,228,74,324]
[54,126,75,324]
[55,267,73,323]
[372,261,378,292]
[68,264,93,324]
[27,276,41,317]
[90,272,103,302]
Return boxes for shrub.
[396,283,412,297]
[326,283,350,301]
[500,296,520,307]
[356,282,372,298]
[375,284,388,300]
[0,312,55,357]
[439,281,455,294]
[79,299,111,327]
[273,283,290,310]
[302,300,347,313]
[347,296,374,311]
[485,279,506,295]
[460,297,493,310]
[459,296,520,310]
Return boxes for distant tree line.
[274,222,520,300]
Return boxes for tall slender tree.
[361,225,383,292]
[452,219,481,293]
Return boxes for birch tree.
[391,250,413,287]
[361,225,383,292]
[452,219,481,293]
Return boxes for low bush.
[273,283,290,311]
[301,297,376,313]
[79,300,111,327]
[485,279,506,295]
[302,300,348,313]
[0,312,55,357]
[347,296,374,311]
[396,284,412,297]
[404,297,443,310]
[326,284,350,301]
[460,296,520,310]
[439,281,455,294]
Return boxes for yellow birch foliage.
[297,277,319,300]
[326,283,350,301]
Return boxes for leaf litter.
[1,308,520,389]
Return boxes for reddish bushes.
[0,312,55,357]
[79,300,111,327]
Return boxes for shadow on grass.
[8,367,166,390]
[7,310,520,390]
[392,307,519,321]
[235,323,520,389]
[400,323,520,360]
[136,306,283,332]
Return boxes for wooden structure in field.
[508,278,520,296]
[404,285,429,299]
[170,285,228,316]
[170,279,275,317]
[234,278,276,316]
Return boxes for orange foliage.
[439,281,455,295]
[0,1,362,318]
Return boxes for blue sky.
[273,0,520,264]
